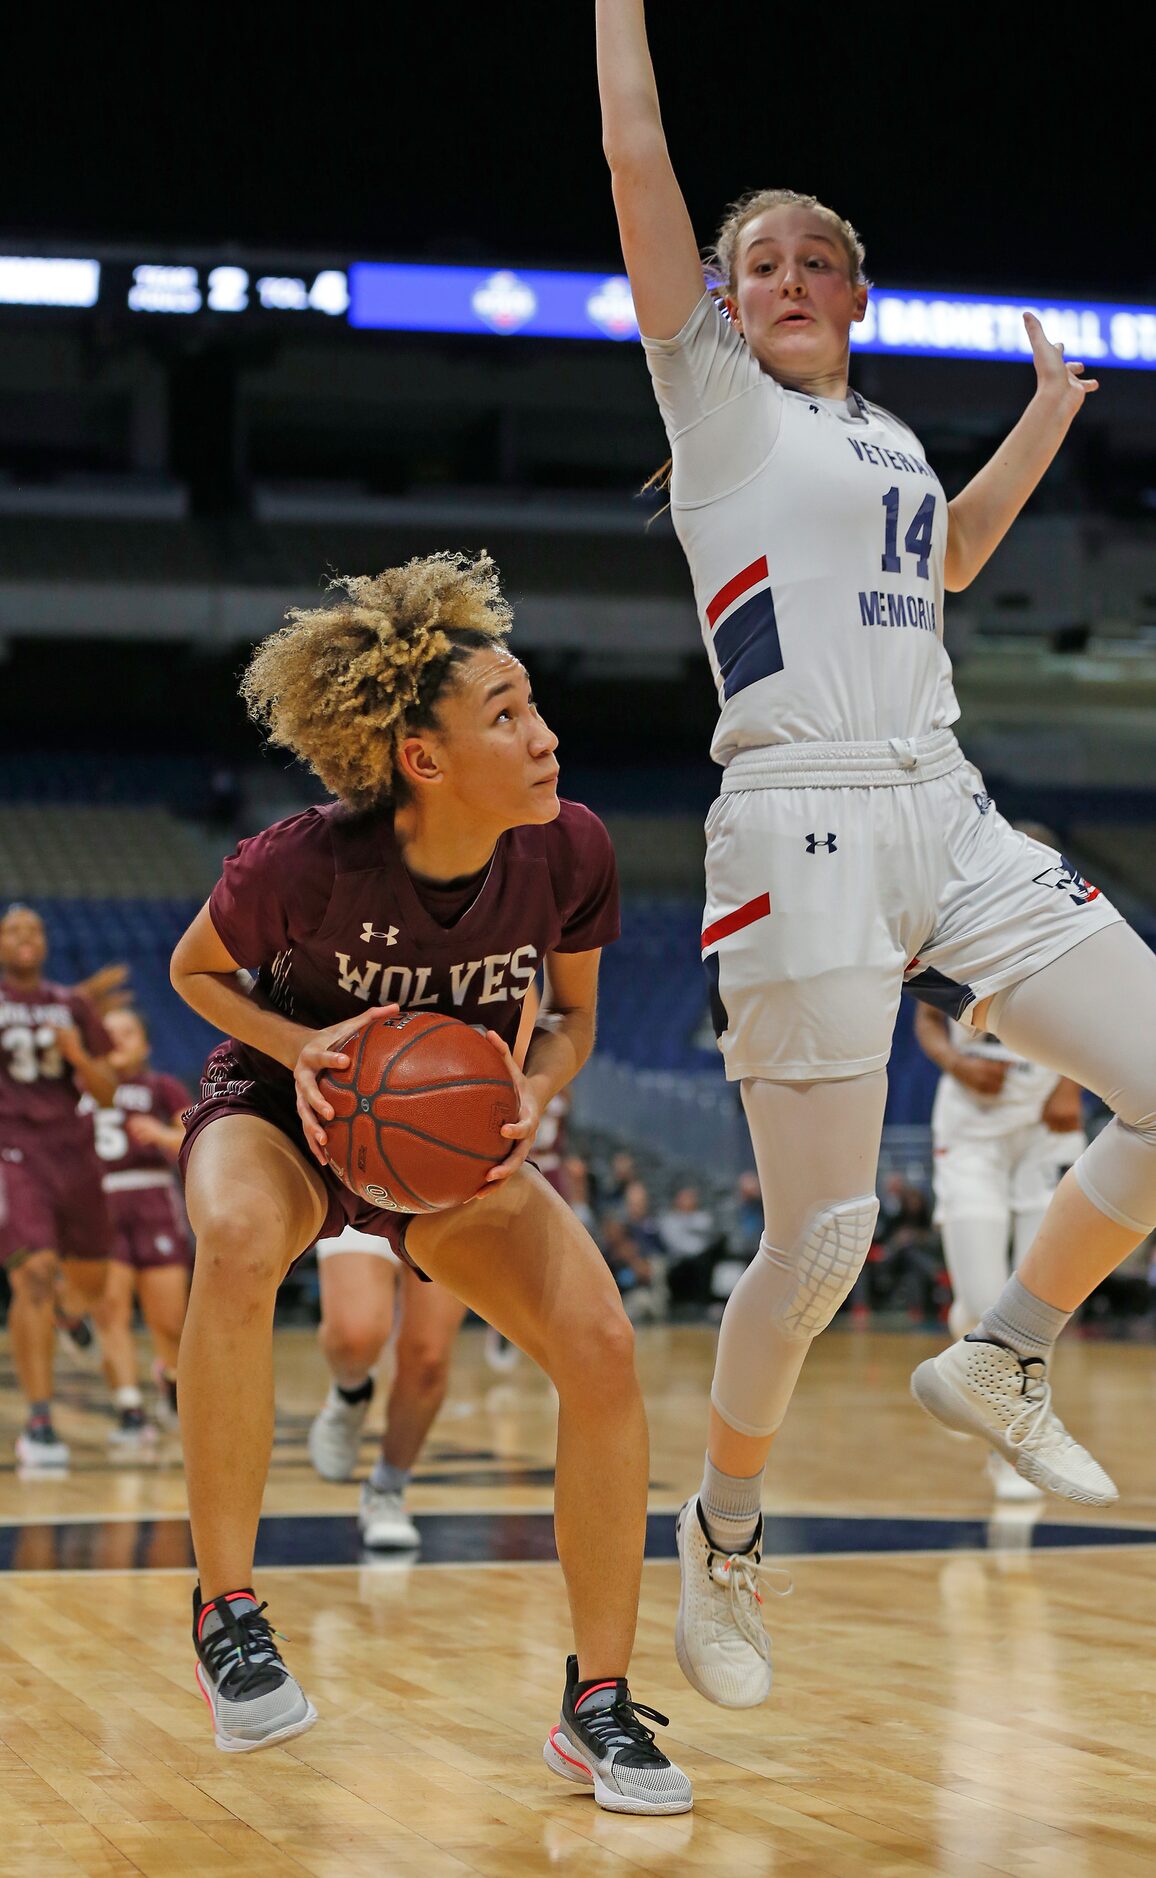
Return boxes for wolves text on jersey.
[333,944,539,1008]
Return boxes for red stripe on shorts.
[701,892,771,952]
[706,555,769,629]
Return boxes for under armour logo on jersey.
[1033,856,1100,907]
[805,832,838,854]
[360,922,398,946]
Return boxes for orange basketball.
[319,1011,519,1214]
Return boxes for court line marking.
[4,1540,1156,1580]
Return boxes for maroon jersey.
[86,1072,190,1176]
[207,798,619,1098]
[0,978,112,1141]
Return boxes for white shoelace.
[1003,1365,1079,1459]
[708,1552,793,1655]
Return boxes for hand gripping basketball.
[317,1012,522,1214]
[479,1029,540,1190]
[293,1004,401,1166]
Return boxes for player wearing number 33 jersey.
[0,925,114,1272]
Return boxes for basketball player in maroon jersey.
[169,553,691,1811]
[87,1008,191,1444]
[308,989,543,1535]
[0,904,118,1467]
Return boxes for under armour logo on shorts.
[805,832,838,854]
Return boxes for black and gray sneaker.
[193,1585,318,1753]
[543,1654,692,1814]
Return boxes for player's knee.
[763,1196,879,1341]
[552,1305,636,1393]
[14,1253,57,1308]
[1112,1083,1156,1143]
[397,1347,452,1401]
[193,1207,286,1295]
[323,1313,387,1375]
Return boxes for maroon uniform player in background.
[168,552,692,1813]
[85,1008,191,1445]
[0,904,118,1467]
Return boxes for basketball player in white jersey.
[307,1223,467,1546]
[914,999,1085,1500]
[597,0,1156,1709]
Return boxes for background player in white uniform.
[307,1225,467,1548]
[597,0,1156,1710]
[914,1002,1084,1498]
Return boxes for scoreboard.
[2,249,1154,369]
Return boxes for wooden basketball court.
[2,1323,1155,1875]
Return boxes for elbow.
[603,123,667,178]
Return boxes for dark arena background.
[0,14,1153,1874]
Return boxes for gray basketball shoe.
[193,1586,318,1752]
[543,1655,692,1814]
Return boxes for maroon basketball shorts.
[0,1137,113,1268]
[105,1175,193,1272]
[179,1043,424,1276]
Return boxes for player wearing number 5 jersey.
[0,904,117,1468]
[83,1008,192,1445]
[598,0,1156,1710]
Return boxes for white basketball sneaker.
[358,1482,420,1550]
[911,1339,1117,1505]
[308,1383,372,1482]
[674,1495,787,1708]
[987,1453,1045,1503]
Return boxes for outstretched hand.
[1024,310,1098,413]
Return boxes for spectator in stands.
[564,1154,597,1236]
[622,1180,665,1262]
[721,1172,764,1260]
[600,1195,667,1323]
[601,1215,653,1295]
[604,1149,637,1206]
[873,1179,944,1322]
[660,1185,725,1309]
[658,1185,717,1264]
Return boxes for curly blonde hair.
[240,550,513,811]
[707,187,868,296]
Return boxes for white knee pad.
[711,1196,879,1439]
[768,1197,880,1338]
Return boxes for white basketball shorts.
[315,1224,403,1265]
[932,1124,1086,1225]
[702,731,1122,1081]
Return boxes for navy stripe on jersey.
[713,589,784,700]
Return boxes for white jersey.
[931,1020,1060,1143]
[643,294,960,765]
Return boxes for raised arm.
[596,0,705,338]
[944,312,1098,591]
